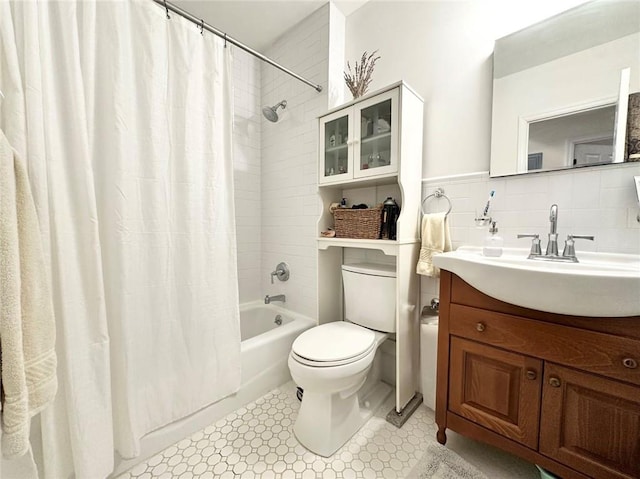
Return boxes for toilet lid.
[292,322,376,364]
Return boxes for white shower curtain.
[0,1,241,477]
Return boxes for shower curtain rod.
[151,0,323,93]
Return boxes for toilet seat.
[291,322,376,367]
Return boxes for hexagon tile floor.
[116,381,433,479]
[115,381,537,479]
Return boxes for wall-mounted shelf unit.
[316,81,424,414]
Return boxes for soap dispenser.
[483,221,503,257]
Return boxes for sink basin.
[433,246,640,317]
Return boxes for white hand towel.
[0,130,57,458]
[416,212,452,277]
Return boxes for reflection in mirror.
[527,104,615,171]
[490,0,640,177]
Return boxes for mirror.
[490,0,640,177]
[527,104,616,170]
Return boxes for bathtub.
[112,302,315,476]
[239,302,315,394]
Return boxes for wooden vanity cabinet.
[540,364,640,479]
[449,337,543,450]
[436,271,640,479]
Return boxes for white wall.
[344,1,640,314]
[235,0,638,313]
[233,3,345,312]
[260,4,338,318]
[345,0,592,178]
[233,49,263,303]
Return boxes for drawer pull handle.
[526,370,537,380]
[549,377,561,388]
[622,358,638,369]
[476,322,486,332]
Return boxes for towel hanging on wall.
[416,212,452,277]
[0,129,57,458]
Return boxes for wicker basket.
[333,205,383,239]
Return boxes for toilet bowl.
[288,322,389,457]
[288,263,396,457]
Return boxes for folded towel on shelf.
[416,212,451,277]
[0,130,57,458]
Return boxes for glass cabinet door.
[319,111,351,184]
[354,89,399,178]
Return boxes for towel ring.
[421,187,452,216]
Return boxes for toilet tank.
[342,263,396,333]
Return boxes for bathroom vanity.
[435,270,640,479]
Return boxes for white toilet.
[288,262,396,457]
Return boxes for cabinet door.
[449,337,542,449]
[319,109,352,184]
[540,363,640,479]
[353,89,399,179]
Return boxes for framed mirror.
[490,0,640,177]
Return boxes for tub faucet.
[546,204,559,256]
[264,294,286,304]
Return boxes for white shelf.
[317,237,419,255]
[325,144,348,153]
[318,173,398,189]
[361,131,391,145]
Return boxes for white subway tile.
[570,170,601,209]
[600,186,637,208]
[501,193,549,212]
[425,165,638,254]
[600,164,640,188]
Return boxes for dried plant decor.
[344,50,380,99]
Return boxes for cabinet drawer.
[449,304,640,387]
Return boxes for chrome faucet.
[546,204,559,256]
[270,262,290,284]
[561,234,595,261]
[518,204,594,263]
[264,294,286,304]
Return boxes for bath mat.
[407,443,489,479]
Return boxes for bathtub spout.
[265,294,286,304]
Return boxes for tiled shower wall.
[259,4,332,319]
[233,50,262,303]
[234,4,344,310]
[419,163,640,305]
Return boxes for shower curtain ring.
[200,19,204,35]
[164,0,170,19]
[224,33,227,48]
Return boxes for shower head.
[262,100,287,122]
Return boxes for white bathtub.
[112,302,314,476]
[241,302,296,340]
[239,302,315,394]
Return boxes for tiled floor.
[116,381,538,479]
